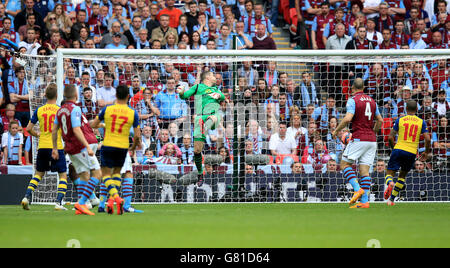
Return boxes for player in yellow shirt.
[91,84,141,215]
[21,83,68,211]
[384,100,431,206]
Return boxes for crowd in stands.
[0,0,448,174]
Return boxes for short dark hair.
[406,100,418,112]
[116,84,130,100]
[45,83,58,100]
[64,84,78,99]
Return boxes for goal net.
[24,49,450,204]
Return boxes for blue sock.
[343,167,360,191]
[122,178,133,209]
[74,178,82,200]
[360,176,372,203]
[80,177,99,205]
[77,180,88,205]
[99,182,107,208]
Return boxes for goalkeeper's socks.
[122,177,133,209]
[390,177,406,201]
[360,176,372,203]
[342,167,360,191]
[79,177,100,205]
[26,174,42,198]
[194,153,203,174]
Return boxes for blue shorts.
[36,149,67,173]
[100,146,129,168]
[387,149,417,173]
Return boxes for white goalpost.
[23,48,450,204]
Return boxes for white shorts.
[69,144,100,174]
[341,141,377,167]
[120,153,133,174]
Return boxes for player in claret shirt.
[332,78,384,208]
[52,84,101,216]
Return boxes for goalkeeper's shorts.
[193,112,222,142]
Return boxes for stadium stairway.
[272,27,310,88]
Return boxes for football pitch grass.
[0,203,449,248]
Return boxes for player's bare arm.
[89,117,105,129]
[51,122,60,160]
[419,132,432,161]
[373,114,384,133]
[388,129,398,150]
[26,122,39,138]
[333,113,354,139]
[130,126,141,152]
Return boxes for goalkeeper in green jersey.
[177,71,225,186]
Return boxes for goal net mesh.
[23,51,450,204]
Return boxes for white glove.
[208,93,221,100]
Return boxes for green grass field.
[1,203,449,248]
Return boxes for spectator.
[244,164,255,175]
[345,26,377,79]
[107,4,131,32]
[151,14,178,47]
[48,4,73,39]
[325,117,344,163]
[374,2,395,32]
[366,18,383,46]
[245,3,273,38]
[409,28,428,49]
[2,120,23,165]
[323,8,349,45]
[312,96,340,134]
[154,77,188,129]
[105,32,127,49]
[155,142,182,164]
[311,2,334,50]
[1,104,21,133]
[141,125,157,156]
[301,139,331,173]
[180,133,194,164]
[124,15,143,48]
[78,87,98,121]
[432,116,450,160]
[156,128,170,155]
[325,22,351,107]
[391,20,411,47]
[43,30,68,51]
[413,160,428,173]
[291,161,303,174]
[70,9,89,41]
[326,159,338,173]
[14,0,45,33]
[432,90,450,118]
[145,4,160,36]
[287,113,307,143]
[18,13,40,41]
[96,73,116,108]
[251,24,276,50]
[427,30,448,49]
[99,21,129,48]
[235,20,254,49]
[157,0,183,28]
[246,119,264,154]
[269,121,297,157]
[8,66,30,128]
[375,160,387,173]
[18,28,40,55]
[363,63,392,103]
[378,28,399,49]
